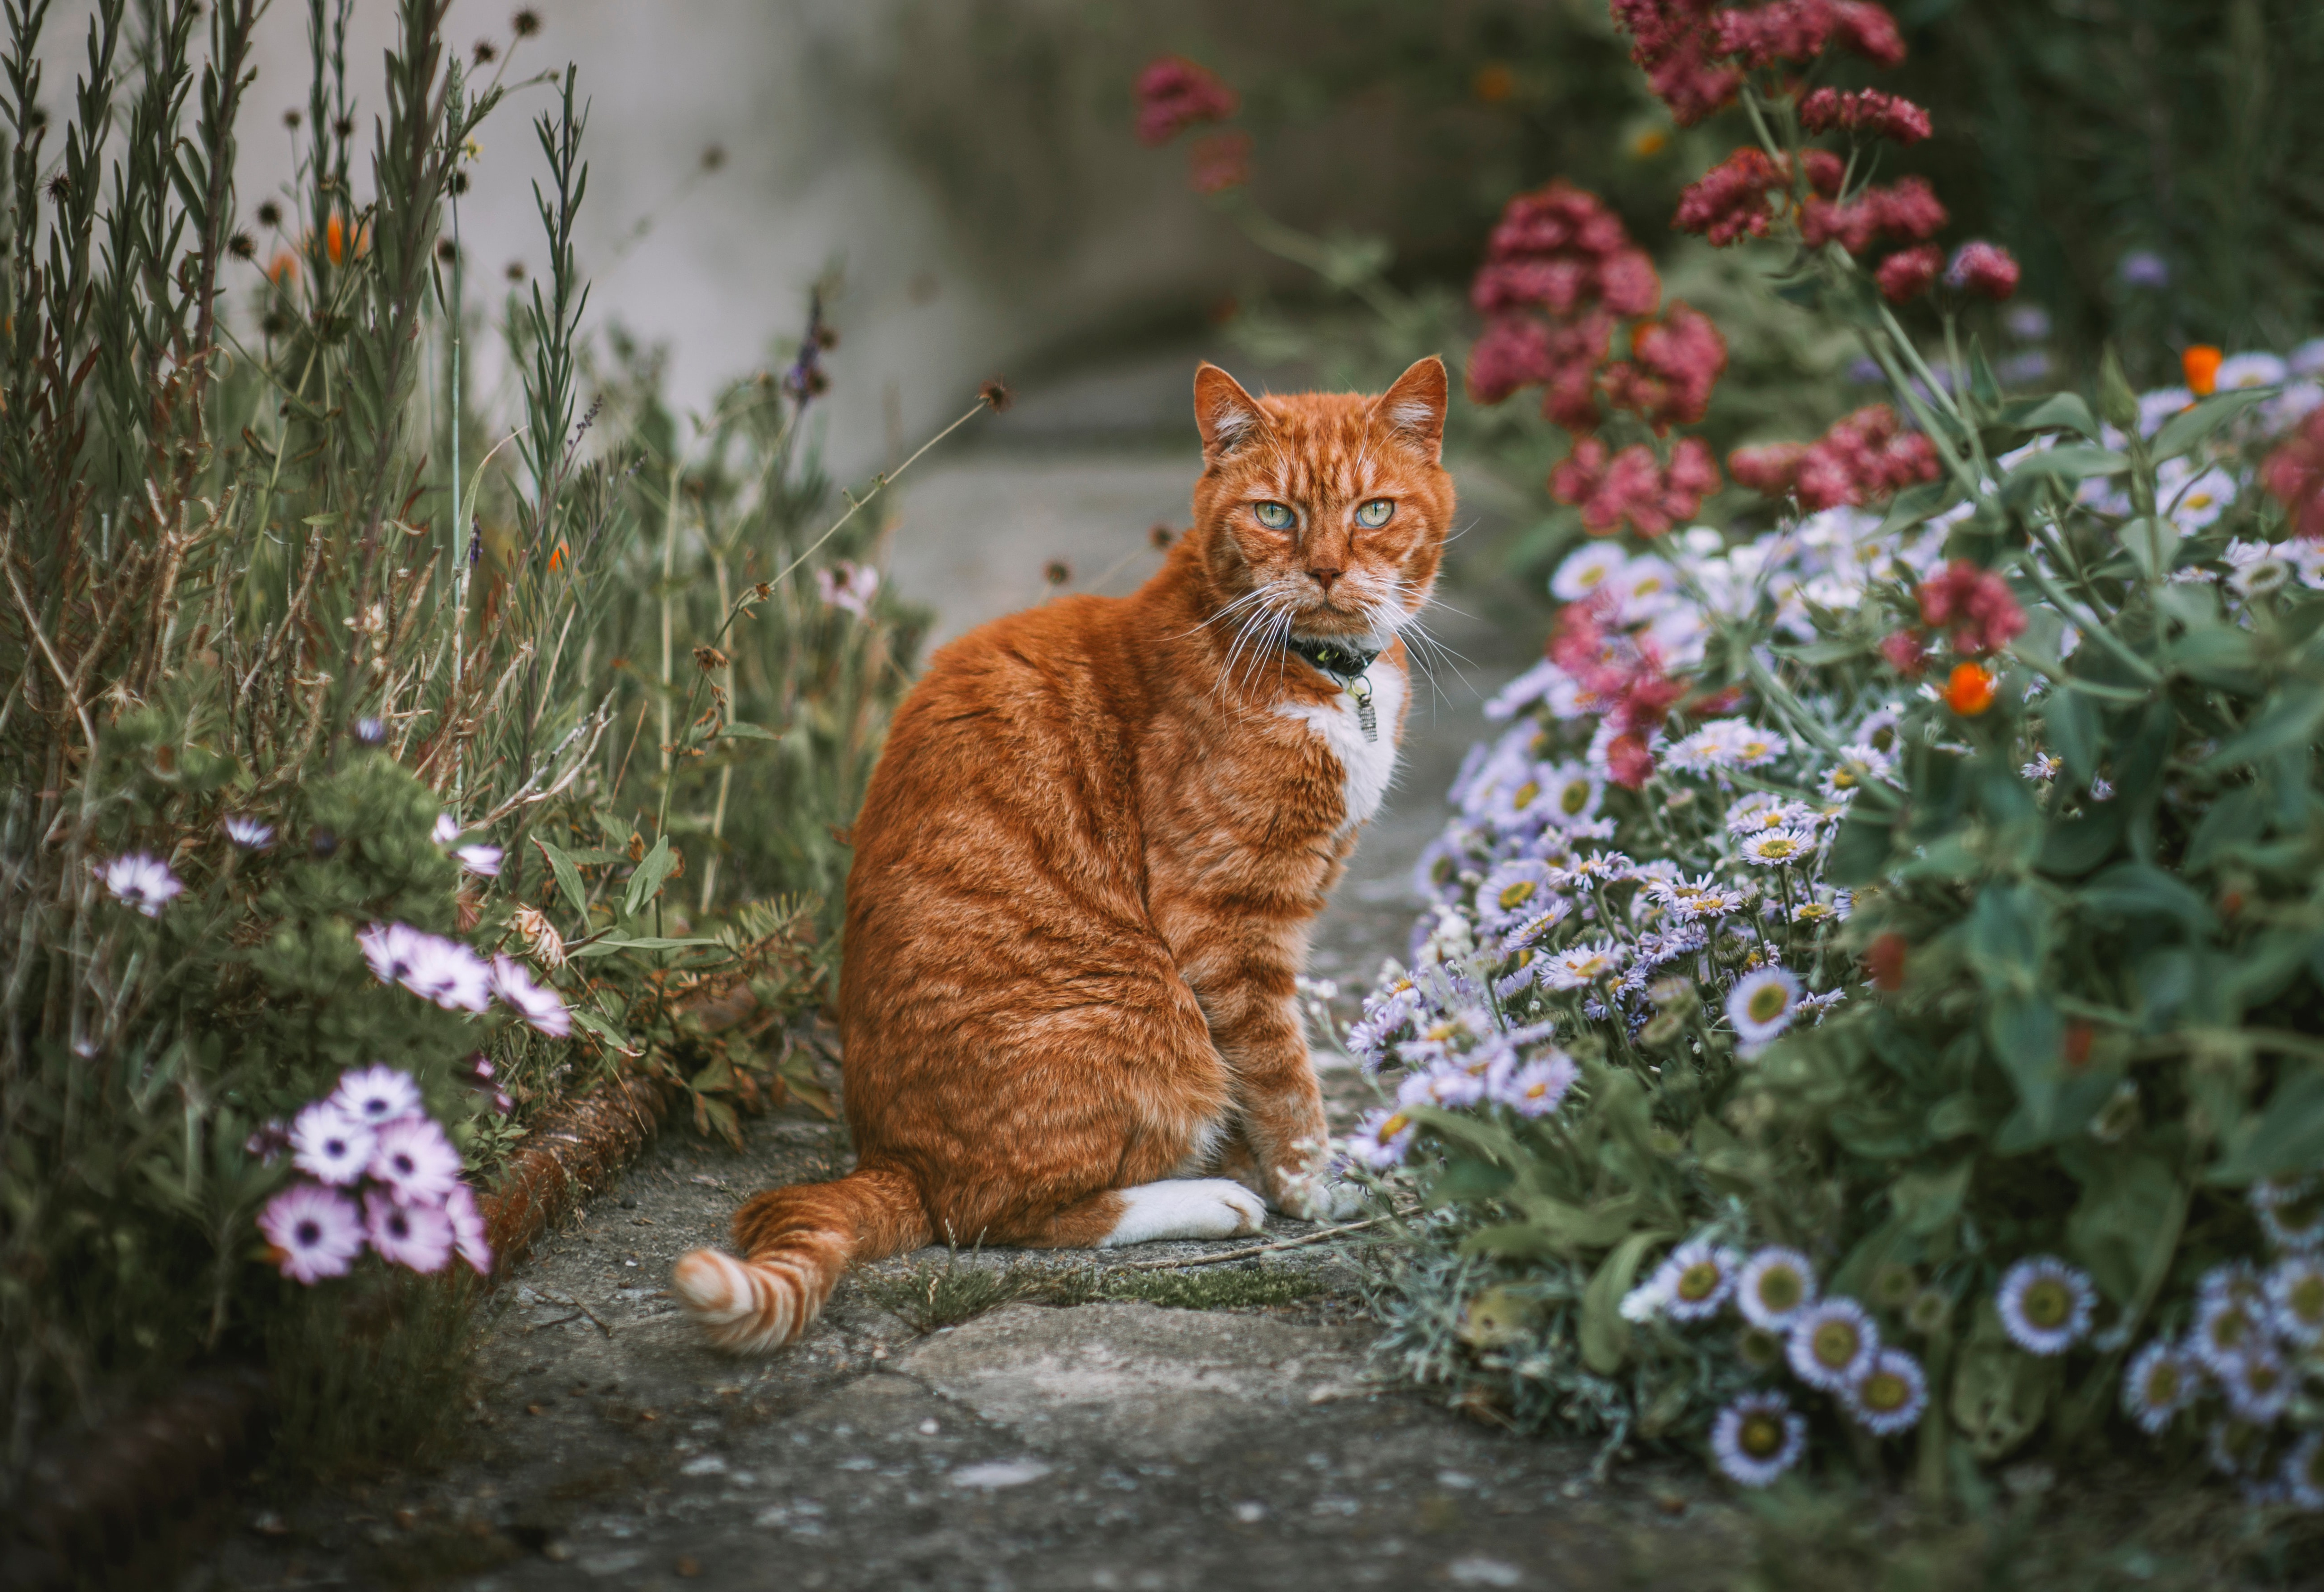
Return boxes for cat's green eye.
[1252,501,1295,530]
[1355,498,1395,529]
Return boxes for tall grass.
[0,0,967,1490]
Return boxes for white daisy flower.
[289,1100,376,1187]
[1477,859,1561,935]
[2120,1339,2197,1435]
[1539,762,1605,828]
[1651,1239,1742,1323]
[2021,753,2061,781]
[1791,893,1850,926]
[1483,657,1564,722]
[2189,1291,2266,1375]
[1495,1052,1577,1118]
[1397,1062,1489,1113]
[1845,1348,1928,1436]
[1995,1256,2096,1356]
[2214,351,2287,391]
[330,1064,424,1127]
[1726,967,1802,1046]
[1788,1297,1880,1390]
[2158,458,2236,531]
[1551,542,1631,602]
[98,852,183,916]
[1345,1108,1416,1170]
[1737,828,1816,868]
[1542,940,1626,991]
[2254,1176,2324,1253]
[1560,850,1636,885]
[1710,1391,1806,1488]
[1735,1246,1818,1330]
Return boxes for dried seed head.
[1043,559,1071,587]
[1149,523,1175,549]
[512,8,541,36]
[753,581,773,601]
[980,378,1014,412]
[228,231,256,260]
[44,172,68,203]
[701,144,727,172]
[692,644,728,672]
[332,115,354,138]
[435,238,457,264]
[505,259,525,281]
[256,200,282,227]
[283,108,301,129]
[472,39,498,63]
[449,169,470,195]
[626,832,645,863]
[510,904,566,969]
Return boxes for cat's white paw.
[1099,1179,1268,1246]
[1273,1168,1365,1224]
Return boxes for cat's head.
[1188,356,1455,650]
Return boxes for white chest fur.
[1274,658,1405,831]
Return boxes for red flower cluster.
[1800,176,1947,254]
[1467,182,1663,432]
[1944,241,2021,301]
[1548,595,1689,786]
[1877,629,1927,677]
[1875,243,1943,303]
[1726,404,1939,510]
[1550,437,1721,537]
[1601,302,1730,430]
[1134,57,1237,147]
[1710,0,1907,69]
[1916,560,2026,653]
[1609,0,1741,127]
[1797,86,1931,145]
[1673,147,1843,248]
[1187,131,1251,194]
[2260,408,2324,540]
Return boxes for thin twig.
[1117,1208,1413,1271]
[535,1287,614,1338]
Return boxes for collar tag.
[1347,674,1378,743]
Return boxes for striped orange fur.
[673,358,1455,1352]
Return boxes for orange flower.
[325,214,346,266]
[2182,344,2222,397]
[1865,932,1907,993]
[267,250,297,286]
[1943,661,1994,715]
[1472,63,1515,104]
[546,539,571,573]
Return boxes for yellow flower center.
[2289,1276,2324,1325]
[1738,1412,1785,1460]
[1676,1262,1722,1304]
[1499,880,1537,910]
[1559,781,1590,816]
[1859,1370,1909,1414]
[1747,985,1790,1024]
[2140,1361,2182,1406]
[1812,1319,1861,1369]
[1754,1268,1802,1314]
[2021,1278,2073,1331]
[1511,780,1541,810]
[1376,1113,1410,1142]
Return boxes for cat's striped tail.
[670,1163,931,1353]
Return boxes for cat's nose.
[1308,566,1343,594]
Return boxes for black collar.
[1285,636,1381,683]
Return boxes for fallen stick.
[1117,1206,1416,1271]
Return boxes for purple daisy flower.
[364,1188,454,1274]
[290,1100,376,1186]
[1654,1239,1741,1323]
[444,1182,494,1276]
[2218,1344,2295,1426]
[2120,1339,2197,1436]
[258,1181,366,1284]
[98,852,183,916]
[1735,1246,1818,1330]
[1995,1256,2095,1356]
[329,1064,423,1128]
[454,843,503,878]
[489,955,571,1037]
[1845,1348,1928,1437]
[223,815,275,850]
[368,1116,463,1208]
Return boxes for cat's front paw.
[1271,1167,1366,1224]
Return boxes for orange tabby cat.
[672,356,1454,1351]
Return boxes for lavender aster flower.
[260,1181,367,1284]
[290,1100,377,1186]
[1727,967,1803,1047]
[354,716,386,746]
[1845,1348,1928,1436]
[2219,1344,2294,1426]
[2267,1254,2324,1347]
[1710,1391,1805,1488]
[1498,1053,1578,1118]
[2120,1339,2197,1435]
[1996,1256,2095,1356]
[98,852,183,916]
[1736,1246,1818,1330]
[1344,1108,1417,1170]
[2282,1431,2324,1513]
[364,1189,453,1273]
[368,1116,464,1209]
[1789,1297,1879,1391]
[1654,1239,1741,1323]
[2190,1290,2267,1375]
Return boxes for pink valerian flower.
[1132,57,1237,146]
[2261,408,2324,539]
[1794,405,1941,510]
[1550,436,1721,537]
[1878,630,1928,677]
[1608,0,1740,126]
[1601,302,1729,430]
[1945,241,2022,301]
[1798,86,1931,145]
[1712,0,1907,69]
[1674,148,1842,248]
[444,1181,494,1275]
[1800,177,1948,254]
[259,1181,367,1284]
[1917,560,2027,653]
[364,1188,454,1274]
[1726,442,1809,497]
[1466,183,1660,433]
[1875,243,1945,303]
[368,1115,465,1208]
[489,954,573,1038]
[1186,130,1251,194]
[1605,732,1658,790]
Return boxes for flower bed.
[1334,0,2324,1516]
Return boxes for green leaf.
[2096,345,2138,432]
[1950,1300,2061,1462]
[2186,785,2266,874]
[2203,689,2324,772]
[718,721,780,742]
[1825,811,1895,885]
[1969,337,2001,416]
[1579,1230,1662,1376]
[2120,516,2179,581]
[622,835,678,917]
[566,1005,637,1055]
[532,835,590,930]
[2209,1067,2324,1185]
[2151,387,2273,461]
[1890,1157,1974,1237]
[1875,477,1960,537]
[2064,1151,2186,1306]
[2044,689,2098,783]
[2004,442,2128,481]
[2080,863,2218,936]
[1995,392,2099,439]
[572,934,725,959]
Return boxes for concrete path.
[197,423,1749,1591]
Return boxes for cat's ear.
[1193,363,1268,460]
[1373,355,1449,461]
